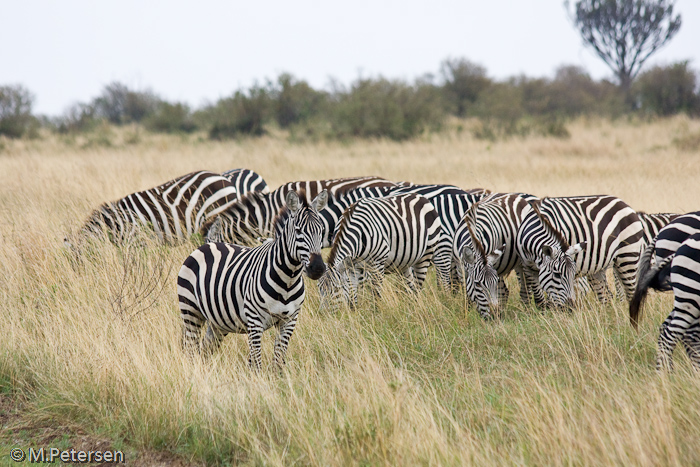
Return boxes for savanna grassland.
[1,117,700,466]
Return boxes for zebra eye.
[553,271,562,279]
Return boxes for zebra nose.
[305,253,326,280]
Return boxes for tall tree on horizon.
[567,0,681,98]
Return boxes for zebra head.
[318,258,361,310]
[279,189,329,280]
[537,242,586,308]
[460,243,503,319]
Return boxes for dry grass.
[1,116,700,466]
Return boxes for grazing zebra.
[177,190,328,370]
[70,170,238,246]
[381,184,490,285]
[221,168,270,196]
[634,211,700,298]
[629,232,700,371]
[318,193,452,308]
[637,211,680,244]
[202,176,397,247]
[452,192,536,318]
[516,195,644,308]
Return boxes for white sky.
[3,0,698,116]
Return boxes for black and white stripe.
[452,192,536,318]
[630,232,700,371]
[202,176,397,247]
[73,170,238,246]
[318,193,452,308]
[177,190,328,370]
[516,195,644,308]
[382,184,490,285]
[221,168,270,196]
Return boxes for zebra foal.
[177,190,328,370]
[318,193,452,309]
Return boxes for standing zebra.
[452,192,536,318]
[629,232,700,371]
[515,195,643,308]
[70,170,238,246]
[221,168,270,196]
[318,194,452,308]
[202,176,397,247]
[637,211,680,244]
[177,190,328,369]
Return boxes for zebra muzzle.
[305,253,326,280]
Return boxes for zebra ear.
[461,245,476,264]
[487,248,503,266]
[312,189,329,212]
[566,242,586,257]
[285,191,300,214]
[542,245,553,258]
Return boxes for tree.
[0,84,36,138]
[567,0,681,95]
[440,58,491,117]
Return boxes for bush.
[329,78,444,141]
[0,84,38,138]
[634,62,700,116]
[203,86,271,139]
[440,58,492,117]
[55,103,100,134]
[144,102,196,134]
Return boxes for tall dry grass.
[1,116,700,465]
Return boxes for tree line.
[1,58,699,143]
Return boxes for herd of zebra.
[65,169,700,372]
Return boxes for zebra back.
[637,211,680,244]
[221,168,270,196]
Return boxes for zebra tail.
[629,253,674,330]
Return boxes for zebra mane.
[529,198,570,250]
[464,203,487,263]
[328,201,359,265]
[272,189,310,237]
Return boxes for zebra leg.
[180,308,206,354]
[402,268,418,293]
[247,325,265,371]
[515,265,531,304]
[431,237,454,289]
[412,256,432,291]
[682,323,700,371]
[497,278,510,306]
[273,313,299,370]
[588,270,613,303]
[201,325,228,357]
[613,252,640,302]
[522,264,547,308]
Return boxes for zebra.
[452,192,537,318]
[221,168,270,196]
[69,170,238,247]
[633,211,700,299]
[380,184,490,286]
[637,211,680,244]
[201,176,397,247]
[177,190,328,370]
[629,232,700,371]
[318,193,452,309]
[515,195,644,308]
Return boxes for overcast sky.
[3,0,698,116]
